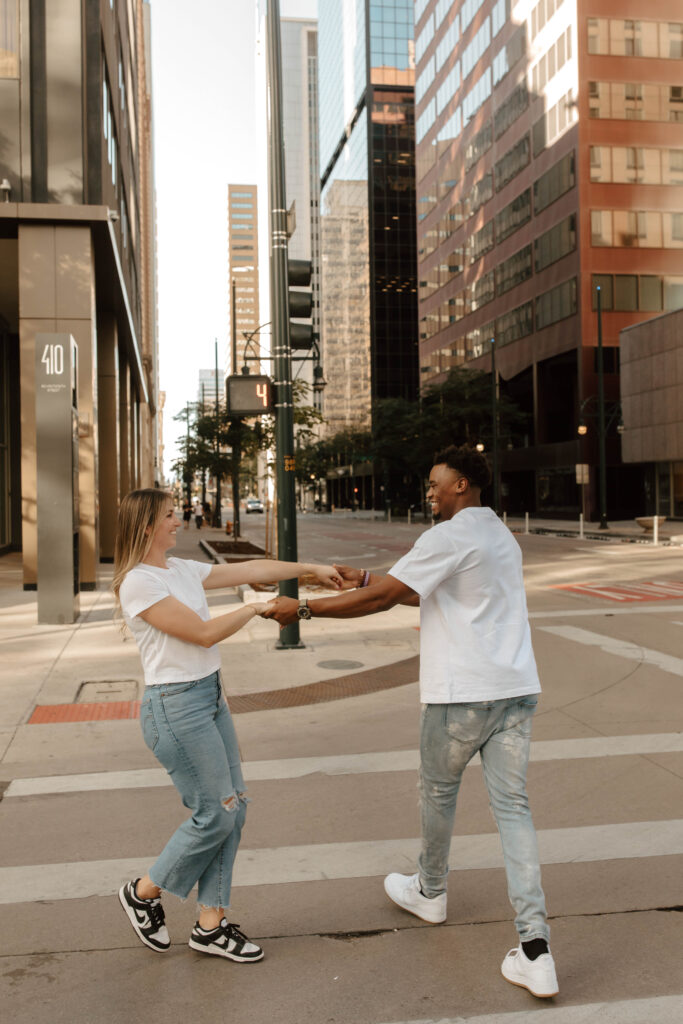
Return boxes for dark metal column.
[596,287,608,529]
[267,0,301,647]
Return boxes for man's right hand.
[333,564,365,590]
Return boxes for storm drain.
[76,680,140,703]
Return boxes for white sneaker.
[383,872,447,923]
[501,945,559,998]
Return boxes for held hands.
[260,596,299,626]
[309,564,343,589]
[333,564,364,590]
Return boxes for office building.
[0,0,159,580]
[228,184,260,373]
[281,17,321,397]
[414,0,683,516]
[318,0,419,464]
[197,368,224,413]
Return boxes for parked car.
[245,497,264,514]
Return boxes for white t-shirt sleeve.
[389,524,463,600]
[119,569,172,619]
[181,559,213,585]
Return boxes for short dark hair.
[432,444,492,490]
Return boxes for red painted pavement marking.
[29,701,142,724]
[554,580,683,602]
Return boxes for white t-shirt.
[388,506,540,703]
[119,558,220,686]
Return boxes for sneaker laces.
[147,899,166,933]
[223,921,249,944]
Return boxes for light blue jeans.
[418,695,549,942]
[140,672,247,909]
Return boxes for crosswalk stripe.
[539,625,683,677]
[377,994,683,1024]
[1,819,682,904]
[5,732,683,798]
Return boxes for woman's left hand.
[308,564,343,589]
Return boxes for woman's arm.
[203,560,342,591]
[140,597,268,648]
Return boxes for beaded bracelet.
[360,569,371,588]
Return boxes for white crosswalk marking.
[377,994,683,1024]
[538,625,683,676]
[6,732,683,797]
[1,819,682,905]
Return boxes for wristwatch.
[297,597,312,620]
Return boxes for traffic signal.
[288,258,313,350]
[226,375,273,416]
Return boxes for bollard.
[525,512,529,534]
[387,508,392,524]
[503,511,507,525]
[408,508,412,525]
[653,515,659,547]
[579,512,584,540]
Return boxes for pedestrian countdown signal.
[226,375,274,416]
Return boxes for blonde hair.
[113,488,174,608]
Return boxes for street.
[1,517,683,1023]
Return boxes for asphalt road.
[1,518,683,1023]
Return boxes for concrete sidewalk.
[0,521,421,779]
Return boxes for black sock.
[522,938,549,961]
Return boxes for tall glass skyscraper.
[318,0,419,448]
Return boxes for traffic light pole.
[267,0,302,648]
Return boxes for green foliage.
[293,367,527,488]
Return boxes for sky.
[150,0,316,474]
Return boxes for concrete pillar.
[118,354,131,499]
[97,313,120,560]
[18,223,98,590]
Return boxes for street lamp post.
[267,0,302,648]
[490,337,500,514]
[596,286,608,529]
[213,339,222,528]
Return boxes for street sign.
[226,375,274,416]
[575,463,589,485]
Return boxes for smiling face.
[148,499,180,553]
[426,463,470,522]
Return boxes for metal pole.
[267,0,302,648]
[231,278,237,375]
[490,337,500,514]
[201,384,206,508]
[597,288,608,529]
[214,339,222,527]
[185,403,191,506]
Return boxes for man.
[262,445,558,999]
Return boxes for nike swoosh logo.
[133,906,149,925]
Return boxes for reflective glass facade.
[319,0,418,434]
[414,0,683,518]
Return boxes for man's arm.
[333,564,420,606]
[261,574,417,626]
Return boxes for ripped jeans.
[140,672,247,909]
[418,696,549,942]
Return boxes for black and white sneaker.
[189,919,264,962]
[118,878,170,952]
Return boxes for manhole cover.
[76,680,139,703]
[316,660,364,671]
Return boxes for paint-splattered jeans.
[140,671,247,909]
[418,695,549,942]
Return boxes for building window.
[494,79,529,140]
[0,0,20,77]
[495,188,531,243]
[495,134,530,192]
[614,274,638,311]
[535,278,577,330]
[495,245,532,296]
[586,19,683,58]
[496,301,533,347]
[534,214,576,272]
[533,151,575,213]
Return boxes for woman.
[113,488,341,962]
